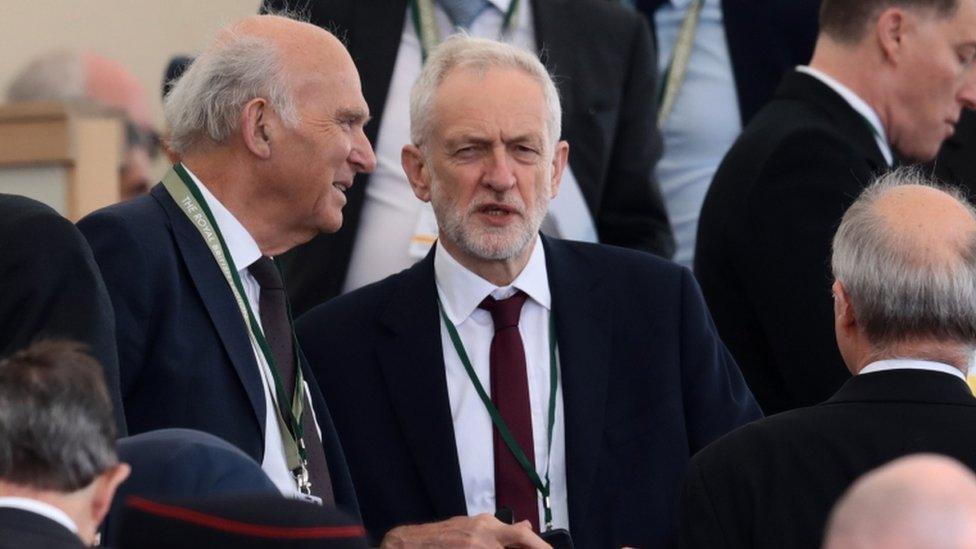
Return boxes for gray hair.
[409,35,561,149]
[6,50,85,103]
[831,167,976,352]
[0,340,118,492]
[163,31,299,154]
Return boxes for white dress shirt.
[860,358,968,381]
[796,66,895,167]
[187,166,317,497]
[654,0,741,269]
[343,0,596,293]
[0,497,77,534]
[435,236,568,529]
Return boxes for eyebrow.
[338,107,370,125]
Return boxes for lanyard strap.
[410,0,521,63]
[438,297,558,530]
[161,164,312,492]
[657,0,704,128]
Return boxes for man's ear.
[240,98,272,159]
[90,463,130,529]
[402,144,432,202]
[549,140,569,200]
[876,7,909,62]
[833,280,857,328]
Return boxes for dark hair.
[819,0,958,43]
[0,340,118,492]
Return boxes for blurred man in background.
[6,50,158,200]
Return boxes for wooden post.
[0,101,123,220]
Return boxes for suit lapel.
[376,250,468,518]
[152,185,266,435]
[542,237,613,530]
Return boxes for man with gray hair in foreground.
[824,454,976,549]
[0,341,129,548]
[297,34,759,547]
[79,14,375,509]
[679,167,976,549]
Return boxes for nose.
[349,130,377,173]
[958,70,976,111]
[482,146,516,192]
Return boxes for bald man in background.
[824,454,976,549]
[680,168,976,549]
[6,51,157,200]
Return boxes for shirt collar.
[859,358,968,381]
[487,0,511,13]
[183,165,263,272]
[0,497,78,534]
[435,235,550,325]
[795,66,895,167]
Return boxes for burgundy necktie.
[479,290,539,531]
[249,256,334,503]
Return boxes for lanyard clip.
[293,462,312,495]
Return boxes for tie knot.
[438,0,492,29]
[248,256,283,290]
[479,290,528,330]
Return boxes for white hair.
[409,34,562,150]
[163,31,299,154]
[831,167,976,353]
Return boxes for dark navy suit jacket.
[77,184,358,515]
[296,237,761,546]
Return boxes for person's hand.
[380,514,551,548]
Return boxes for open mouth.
[332,181,351,193]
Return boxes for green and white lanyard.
[410,0,521,63]
[162,164,313,495]
[438,297,558,531]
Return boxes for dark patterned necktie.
[479,290,539,531]
[249,256,333,503]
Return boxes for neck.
[850,339,972,374]
[0,483,88,544]
[439,235,535,287]
[181,154,294,257]
[808,36,891,135]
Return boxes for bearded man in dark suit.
[298,35,760,547]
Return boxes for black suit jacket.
[694,72,889,414]
[679,369,976,549]
[265,0,674,315]
[77,184,358,514]
[296,236,761,546]
[636,0,820,125]
[0,507,84,549]
[0,194,125,435]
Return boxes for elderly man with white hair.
[297,34,760,547]
[78,14,375,510]
[679,167,976,549]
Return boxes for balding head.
[830,168,976,369]
[164,14,352,155]
[824,454,976,549]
